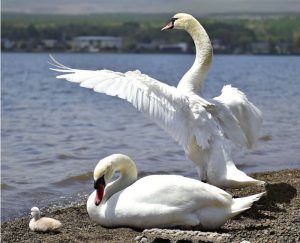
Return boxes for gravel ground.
[1,169,300,243]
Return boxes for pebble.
[269,230,275,235]
[3,169,300,243]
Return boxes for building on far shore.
[158,42,188,53]
[250,42,270,54]
[211,39,229,53]
[72,36,123,52]
[2,38,15,50]
[42,39,58,49]
[136,41,188,53]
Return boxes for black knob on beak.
[94,175,106,189]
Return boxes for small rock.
[135,236,148,243]
[135,235,143,241]
[140,237,148,243]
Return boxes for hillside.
[2,13,300,54]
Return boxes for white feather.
[50,56,213,152]
[214,85,263,149]
[49,13,264,188]
[87,154,265,229]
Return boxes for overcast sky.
[2,0,300,15]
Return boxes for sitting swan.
[29,207,62,232]
[50,13,263,188]
[87,154,265,229]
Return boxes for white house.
[158,42,188,53]
[72,36,123,52]
[42,39,58,48]
[250,42,270,54]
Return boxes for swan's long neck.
[177,20,213,94]
[31,209,41,220]
[33,214,40,221]
[103,156,138,203]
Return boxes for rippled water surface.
[2,53,300,221]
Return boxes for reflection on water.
[2,53,300,221]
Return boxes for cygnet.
[29,207,62,232]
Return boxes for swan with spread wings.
[50,13,263,188]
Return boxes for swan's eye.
[171,17,178,24]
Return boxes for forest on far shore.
[2,13,300,54]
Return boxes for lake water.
[1,53,300,222]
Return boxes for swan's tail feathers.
[225,172,265,189]
[205,140,265,189]
[230,172,265,188]
[231,192,265,217]
[214,85,263,149]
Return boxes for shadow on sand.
[239,182,297,220]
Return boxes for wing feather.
[213,85,262,149]
[50,57,215,150]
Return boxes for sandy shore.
[2,169,300,243]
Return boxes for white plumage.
[29,207,62,232]
[50,13,263,188]
[87,154,265,229]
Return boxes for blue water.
[1,53,300,222]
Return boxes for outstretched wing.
[213,85,262,149]
[50,56,215,150]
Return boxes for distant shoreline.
[2,51,300,56]
[2,168,300,242]
[3,13,300,55]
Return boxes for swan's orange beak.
[161,17,177,31]
[161,21,174,31]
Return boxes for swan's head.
[161,13,197,31]
[30,207,41,219]
[93,155,116,206]
[93,154,137,206]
